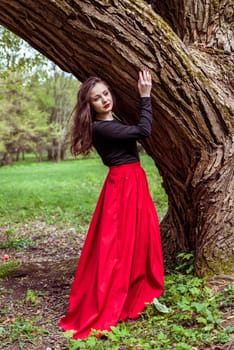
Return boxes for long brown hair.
[70,76,111,156]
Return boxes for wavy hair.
[70,76,112,156]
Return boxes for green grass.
[0,153,167,226]
[0,317,47,349]
[0,260,20,279]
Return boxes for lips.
[104,103,111,109]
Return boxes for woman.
[59,69,164,339]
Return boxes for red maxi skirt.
[59,161,164,339]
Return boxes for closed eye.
[93,96,100,102]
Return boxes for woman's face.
[89,82,113,116]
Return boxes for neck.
[96,111,113,121]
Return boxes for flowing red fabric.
[59,162,164,339]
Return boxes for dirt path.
[0,222,85,350]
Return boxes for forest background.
[0,26,79,166]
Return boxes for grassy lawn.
[0,155,233,350]
[0,153,167,226]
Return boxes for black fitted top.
[92,97,152,166]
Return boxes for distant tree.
[31,64,79,162]
[0,69,47,164]
[0,27,78,163]
[0,27,47,163]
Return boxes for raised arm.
[93,69,153,140]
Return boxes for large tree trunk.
[150,0,234,53]
[0,0,233,277]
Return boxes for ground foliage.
[0,221,233,350]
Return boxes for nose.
[102,95,108,103]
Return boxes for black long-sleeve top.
[92,97,152,166]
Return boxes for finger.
[138,71,145,86]
[147,72,152,85]
[144,70,151,82]
[141,69,151,83]
[138,70,142,81]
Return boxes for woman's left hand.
[138,69,152,97]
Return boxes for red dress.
[59,161,164,339]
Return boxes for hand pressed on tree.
[138,69,152,97]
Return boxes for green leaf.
[153,298,170,313]
[196,317,207,325]
[175,343,194,350]
[64,330,76,339]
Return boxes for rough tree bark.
[0,0,233,277]
[150,0,234,53]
